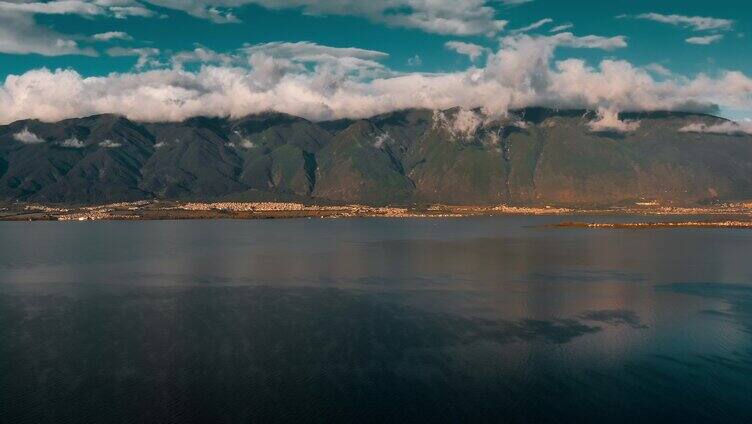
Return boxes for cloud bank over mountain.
[1,33,750,124]
[0,1,749,125]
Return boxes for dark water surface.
[1,217,751,423]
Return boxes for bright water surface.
[1,216,751,423]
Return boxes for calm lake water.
[1,216,751,423]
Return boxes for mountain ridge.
[1,107,750,206]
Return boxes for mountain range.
[1,107,751,206]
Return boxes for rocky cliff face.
[1,108,751,206]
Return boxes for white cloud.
[499,0,533,5]
[633,13,734,31]
[0,1,157,56]
[106,47,161,68]
[99,139,122,148]
[0,0,509,35]
[0,1,103,16]
[1,35,750,125]
[93,31,133,41]
[686,34,724,45]
[550,32,627,50]
[171,45,235,68]
[0,12,97,56]
[449,108,483,138]
[108,5,155,18]
[13,127,44,144]
[644,63,672,77]
[407,54,422,67]
[680,120,752,135]
[587,108,640,133]
[549,23,573,33]
[373,131,391,148]
[0,0,154,18]
[141,0,508,35]
[60,137,86,148]
[242,41,387,62]
[511,18,553,33]
[0,0,508,52]
[228,131,254,148]
[242,41,390,82]
[239,138,255,148]
[137,0,238,23]
[445,41,488,62]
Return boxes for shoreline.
[553,220,752,229]
[2,201,752,226]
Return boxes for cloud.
[587,108,640,133]
[0,12,97,56]
[141,0,508,35]
[1,0,509,35]
[136,0,238,23]
[680,120,752,135]
[93,31,133,41]
[632,13,734,31]
[0,0,509,46]
[444,41,487,62]
[0,1,103,16]
[511,18,553,33]
[406,54,422,67]
[0,0,154,18]
[0,1,152,57]
[241,41,390,81]
[99,139,122,148]
[108,5,155,18]
[644,63,672,77]
[499,0,533,5]
[431,108,491,141]
[242,41,387,62]
[1,35,750,125]
[60,137,86,148]
[171,45,235,68]
[106,47,161,68]
[373,131,392,148]
[686,34,724,45]
[449,108,483,138]
[12,127,44,144]
[550,32,627,50]
[549,23,573,33]
[231,131,256,148]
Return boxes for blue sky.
[1,0,751,126]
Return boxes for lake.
[1,216,751,423]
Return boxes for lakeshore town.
[2,200,752,228]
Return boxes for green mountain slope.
[1,108,751,206]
